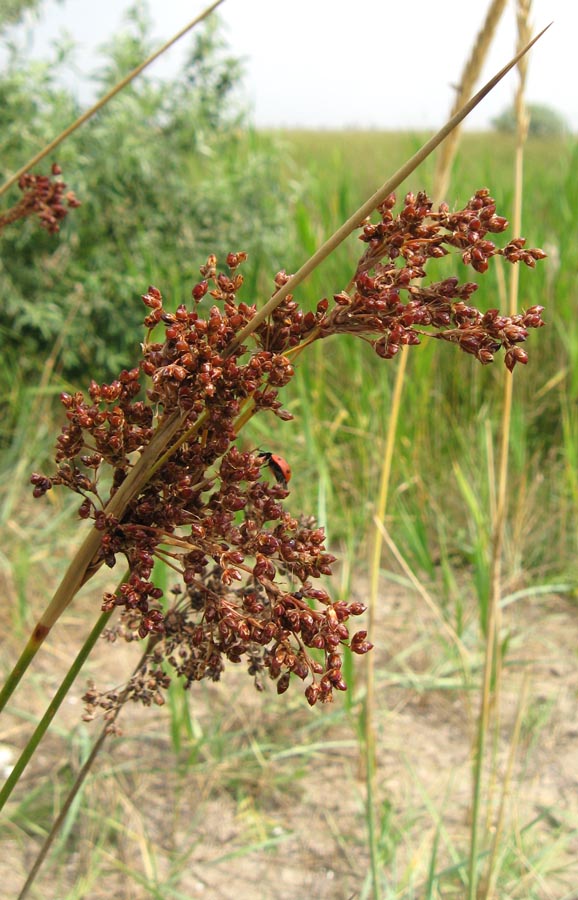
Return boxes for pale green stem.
[366,346,409,898]
[0,608,114,812]
[16,642,152,900]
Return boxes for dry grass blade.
[0,0,225,198]
[434,0,509,200]
[372,517,470,668]
[469,4,535,898]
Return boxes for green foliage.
[0,9,296,382]
[492,102,570,137]
[0,0,45,29]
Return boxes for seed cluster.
[321,190,545,369]
[32,190,545,712]
[0,163,80,235]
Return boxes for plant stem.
[433,0,508,201]
[483,676,529,899]
[467,541,499,899]
[366,345,409,898]
[0,608,114,812]
[16,643,152,900]
[468,7,531,896]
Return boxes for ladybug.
[258,451,292,489]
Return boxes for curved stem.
[0,607,114,813]
[16,642,152,900]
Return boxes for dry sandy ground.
[1,576,578,900]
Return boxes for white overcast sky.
[7,0,576,131]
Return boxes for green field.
[2,36,578,898]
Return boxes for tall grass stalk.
[468,3,532,897]
[365,344,408,897]
[363,9,520,893]
[433,0,508,202]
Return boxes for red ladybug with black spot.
[258,451,292,489]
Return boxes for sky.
[6,0,576,132]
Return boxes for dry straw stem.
[434,0,508,201]
[0,0,225,199]
[469,4,534,899]
[364,347,408,897]
[513,0,532,149]
[482,675,530,900]
[372,518,470,670]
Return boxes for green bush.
[491,102,570,137]
[0,8,297,382]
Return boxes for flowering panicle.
[0,163,81,235]
[32,189,545,713]
[318,189,546,370]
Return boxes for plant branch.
[16,639,152,900]
[0,607,114,812]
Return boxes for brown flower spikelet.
[31,189,545,712]
[0,162,80,235]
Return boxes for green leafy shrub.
[0,10,296,382]
[492,102,569,137]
